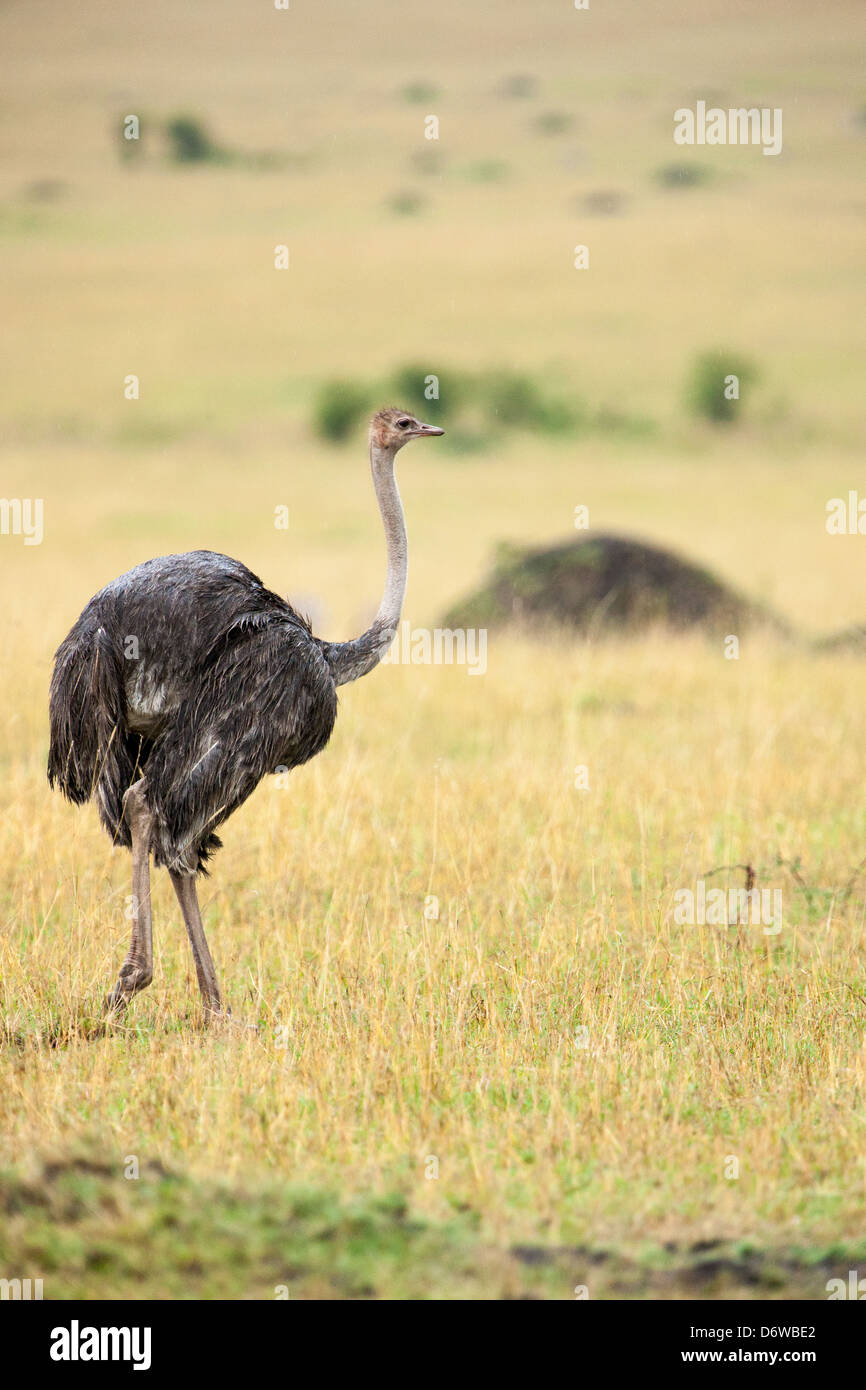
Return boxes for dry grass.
[1,0,865,1296]
[4,631,866,1292]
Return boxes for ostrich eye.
[397,418,411,428]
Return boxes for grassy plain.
[1,0,866,1297]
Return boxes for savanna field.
[1,0,866,1298]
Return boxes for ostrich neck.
[316,441,407,686]
[370,441,407,633]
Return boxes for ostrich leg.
[106,779,154,1009]
[169,871,223,1015]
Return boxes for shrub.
[166,115,223,164]
[386,189,425,216]
[481,370,543,426]
[401,82,440,104]
[686,350,758,424]
[533,111,573,136]
[498,74,538,100]
[579,189,627,216]
[411,149,443,176]
[388,365,465,422]
[465,159,509,183]
[312,366,585,446]
[313,381,370,443]
[655,163,711,189]
[480,370,579,434]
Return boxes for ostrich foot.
[105,960,153,1013]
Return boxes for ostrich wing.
[143,613,337,873]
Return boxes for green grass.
[3,1157,863,1299]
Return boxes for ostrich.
[48,408,443,1016]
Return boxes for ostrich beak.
[415,421,444,436]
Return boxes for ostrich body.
[48,409,443,1014]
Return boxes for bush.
[498,74,538,100]
[411,149,443,176]
[464,159,509,183]
[579,189,627,217]
[401,82,440,104]
[533,111,573,136]
[313,381,370,443]
[388,364,464,422]
[655,162,711,189]
[311,366,586,446]
[481,370,542,426]
[593,407,657,440]
[386,189,425,216]
[686,350,758,425]
[166,115,223,164]
[480,370,579,434]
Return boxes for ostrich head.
[369,407,444,453]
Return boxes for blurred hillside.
[0,0,864,639]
